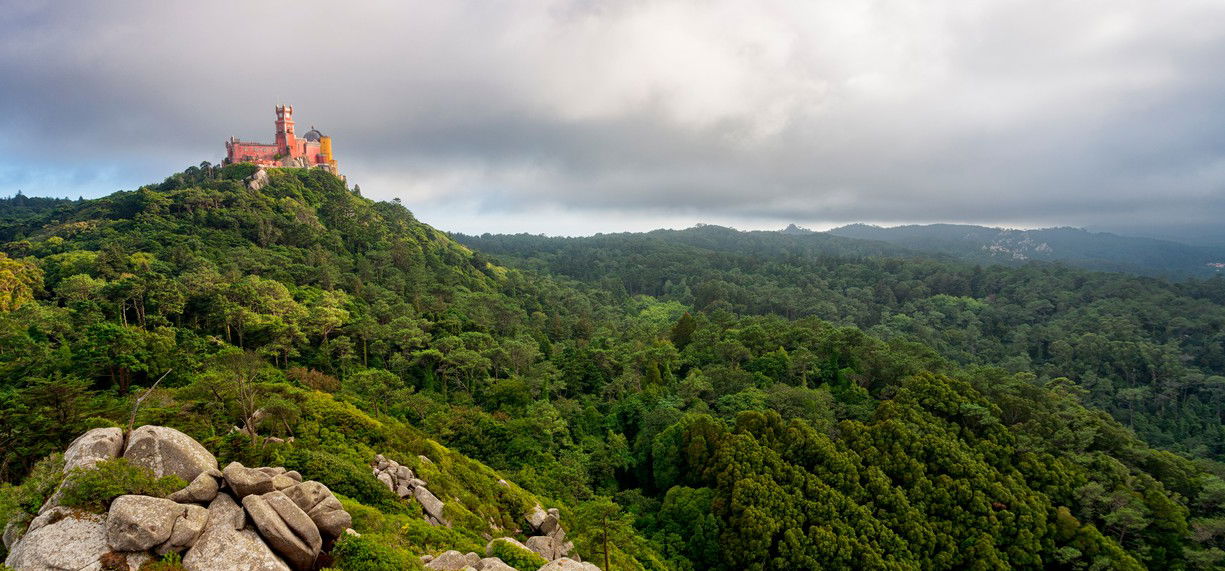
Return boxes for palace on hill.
[223,105,340,175]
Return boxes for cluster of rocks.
[521,505,576,562]
[246,167,270,191]
[421,506,598,571]
[372,453,449,526]
[3,425,353,571]
[422,539,598,571]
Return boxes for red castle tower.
[275,104,297,158]
[224,105,339,175]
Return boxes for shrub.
[330,532,422,571]
[282,449,402,512]
[138,552,185,571]
[1,453,64,520]
[288,367,340,392]
[59,458,185,512]
[489,539,548,571]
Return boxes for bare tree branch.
[128,369,172,433]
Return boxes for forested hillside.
[2,166,1225,569]
[827,223,1225,278]
[456,229,1225,462]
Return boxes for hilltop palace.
[223,105,340,175]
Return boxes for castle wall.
[227,142,280,163]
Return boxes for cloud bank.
[2,0,1224,235]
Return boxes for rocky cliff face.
[3,426,353,571]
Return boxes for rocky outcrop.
[246,167,270,191]
[425,549,481,570]
[63,427,125,472]
[242,491,323,570]
[486,536,533,556]
[124,425,219,482]
[224,461,277,498]
[283,480,351,538]
[2,518,25,551]
[372,453,450,526]
[167,469,222,503]
[2,512,115,571]
[538,559,600,571]
[182,493,289,571]
[4,426,351,571]
[478,557,518,571]
[159,503,209,555]
[521,505,576,562]
[105,495,197,552]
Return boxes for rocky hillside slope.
[3,425,603,571]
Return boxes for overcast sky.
[2,1,1224,236]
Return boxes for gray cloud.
[2,0,1225,235]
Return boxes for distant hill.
[827,223,1225,277]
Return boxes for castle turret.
[320,135,338,172]
[274,104,296,157]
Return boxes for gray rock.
[425,550,481,570]
[205,492,246,530]
[4,512,108,571]
[414,486,447,522]
[257,466,287,477]
[476,557,517,571]
[538,513,561,536]
[168,470,222,503]
[485,536,532,557]
[2,517,27,550]
[62,427,124,473]
[243,492,322,570]
[396,465,412,481]
[581,563,602,571]
[538,559,588,571]
[183,494,288,571]
[524,535,573,561]
[526,535,560,560]
[223,461,276,498]
[284,470,303,482]
[106,495,183,551]
[283,481,351,538]
[124,425,218,482]
[246,168,270,191]
[376,471,394,490]
[35,487,64,516]
[526,505,548,531]
[272,474,297,491]
[408,478,428,488]
[157,503,209,554]
[396,484,411,497]
[118,551,156,569]
[418,454,433,464]
[26,506,72,535]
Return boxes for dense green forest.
[826,223,1225,278]
[3,165,1225,569]
[455,228,1225,461]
